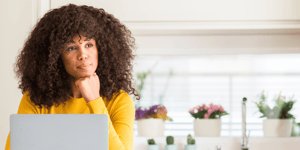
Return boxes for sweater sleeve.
[5,91,40,150]
[86,92,135,150]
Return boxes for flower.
[157,105,168,115]
[135,105,172,121]
[135,107,149,119]
[198,107,204,111]
[149,105,159,113]
[207,108,213,114]
[189,109,195,114]
[204,113,210,119]
[218,106,224,112]
[212,105,219,111]
[189,103,229,119]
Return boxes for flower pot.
[147,145,160,150]
[165,145,177,150]
[137,118,165,137]
[194,118,221,137]
[263,119,293,137]
[184,145,197,150]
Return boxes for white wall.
[0,0,35,149]
[51,0,300,21]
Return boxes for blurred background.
[1,0,300,149]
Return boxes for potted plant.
[189,103,229,137]
[147,139,159,150]
[184,134,196,150]
[136,104,172,137]
[255,91,296,137]
[165,136,177,150]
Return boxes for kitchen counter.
[134,137,300,150]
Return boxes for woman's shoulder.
[17,91,41,114]
[110,90,134,106]
[107,90,135,117]
[115,90,133,101]
[20,91,33,104]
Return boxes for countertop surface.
[134,137,300,150]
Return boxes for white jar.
[137,118,165,137]
[263,119,292,137]
[194,118,221,137]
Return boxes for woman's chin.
[75,71,95,79]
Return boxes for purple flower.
[135,107,149,120]
[149,105,159,113]
[136,105,172,121]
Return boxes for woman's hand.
[75,72,100,102]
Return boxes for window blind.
[130,54,300,137]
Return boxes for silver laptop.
[10,114,108,150]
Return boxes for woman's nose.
[77,47,88,60]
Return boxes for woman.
[5,4,139,150]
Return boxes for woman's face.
[61,35,98,79]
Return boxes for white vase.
[263,119,292,137]
[165,145,178,150]
[194,118,221,137]
[184,145,197,150]
[147,145,160,150]
[137,118,165,137]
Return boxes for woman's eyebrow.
[84,37,91,41]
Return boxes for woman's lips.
[78,64,91,69]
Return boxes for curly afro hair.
[14,4,140,109]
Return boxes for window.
[131,54,300,137]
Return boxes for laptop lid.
[10,114,108,150]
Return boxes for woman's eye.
[66,46,76,51]
[86,44,93,48]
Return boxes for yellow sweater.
[5,90,135,150]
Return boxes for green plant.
[187,134,195,145]
[136,71,151,99]
[148,139,156,145]
[166,136,174,145]
[255,91,296,119]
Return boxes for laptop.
[10,114,108,150]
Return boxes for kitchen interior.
[1,0,300,150]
